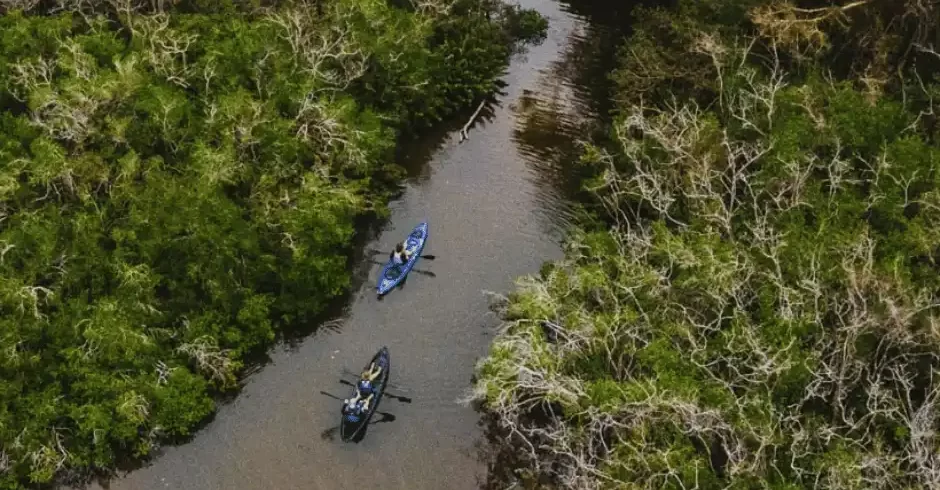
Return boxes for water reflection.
[510,1,633,236]
[395,92,505,184]
[481,0,641,487]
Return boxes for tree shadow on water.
[395,86,507,178]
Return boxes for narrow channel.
[89,1,610,488]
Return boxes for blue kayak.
[377,222,428,296]
[340,346,390,442]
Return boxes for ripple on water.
[510,12,621,237]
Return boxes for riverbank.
[0,1,545,487]
[69,0,605,488]
[473,1,940,487]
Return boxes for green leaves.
[475,1,940,488]
[152,369,215,437]
[0,1,524,486]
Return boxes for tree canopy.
[0,0,545,487]
[474,1,940,488]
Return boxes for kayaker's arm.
[362,364,382,381]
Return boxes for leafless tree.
[750,0,871,57]
[132,13,197,88]
[265,6,367,91]
[176,335,233,384]
[0,0,39,12]
[474,30,940,488]
[7,56,55,102]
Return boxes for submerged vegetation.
[474,0,940,488]
[0,0,544,487]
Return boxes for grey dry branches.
[176,335,233,384]
[265,6,368,91]
[9,38,106,146]
[749,0,871,57]
[474,35,940,489]
[0,0,40,13]
[407,0,455,18]
[132,13,197,88]
[265,5,372,168]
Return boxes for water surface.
[84,1,621,488]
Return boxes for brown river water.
[81,0,627,488]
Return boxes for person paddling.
[344,362,383,415]
[356,362,382,410]
[359,362,383,390]
[390,242,411,266]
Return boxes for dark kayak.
[377,222,428,296]
[340,347,391,442]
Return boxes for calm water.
[81,1,626,488]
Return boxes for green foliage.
[475,1,940,488]
[347,0,548,133]
[0,0,546,487]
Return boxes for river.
[86,1,618,488]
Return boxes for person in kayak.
[343,395,359,414]
[343,392,374,416]
[389,242,411,266]
[343,392,369,413]
[357,362,383,396]
[343,362,384,414]
[343,397,368,420]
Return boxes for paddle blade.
[421,254,436,260]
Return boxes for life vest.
[358,379,373,396]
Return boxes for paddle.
[338,379,413,403]
[367,249,436,260]
[368,259,436,277]
[319,410,397,442]
[341,368,410,392]
[319,390,400,422]
[319,390,344,401]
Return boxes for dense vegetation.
[474,0,940,488]
[0,0,544,487]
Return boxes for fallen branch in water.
[459,99,487,142]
